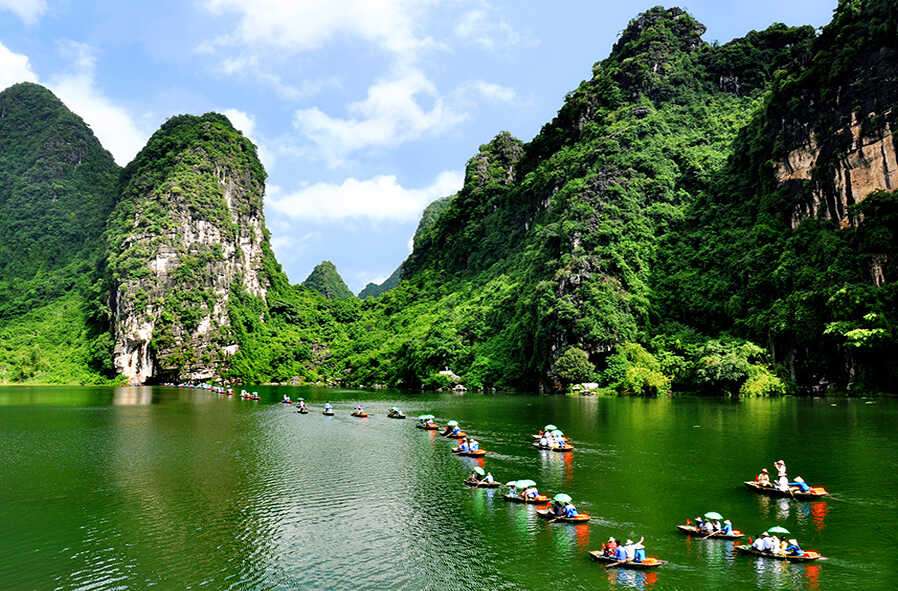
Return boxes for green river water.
[1,386,896,590]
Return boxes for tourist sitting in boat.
[425,418,436,428]
[615,543,628,562]
[785,538,804,556]
[469,468,484,482]
[324,402,332,410]
[700,519,715,534]
[766,534,781,553]
[388,407,402,417]
[790,476,811,492]
[297,400,306,409]
[775,474,790,491]
[522,486,539,499]
[604,537,618,557]
[756,468,771,486]
[563,502,579,518]
[457,438,470,452]
[721,520,734,535]
[632,538,646,563]
[752,532,768,551]
[483,472,494,484]
[282,395,291,403]
[539,434,550,447]
[551,500,565,517]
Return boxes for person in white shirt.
[752,533,768,551]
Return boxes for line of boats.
[285,402,832,570]
[190,389,832,571]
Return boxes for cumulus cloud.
[203,0,433,55]
[455,80,516,104]
[294,70,466,166]
[0,0,47,25]
[454,7,520,51]
[268,169,462,222]
[49,41,148,165]
[0,41,38,90]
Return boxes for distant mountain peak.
[302,260,354,300]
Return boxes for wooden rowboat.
[504,494,549,504]
[297,408,309,414]
[416,424,439,430]
[589,552,667,569]
[735,545,823,562]
[452,449,487,457]
[323,410,334,416]
[531,434,569,441]
[532,442,575,452]
[464,478,501,488]
[351,412,369,418]
[536,509,590,523]
[676,525,744,539]
[387,413,406,419]
[743,481,828,500]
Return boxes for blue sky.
[0,0,836,292]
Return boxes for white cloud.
[454,7,520,51]
[293,69,466,166]
[0,41,38,90]
[49,41,148,165]
[202,0,433,55]
[456,80,516,104]
[222,107,255,136]
[0,0,47,25]
[268,169,462,222]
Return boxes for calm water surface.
[1,386,896,590]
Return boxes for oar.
[604,560,624,569]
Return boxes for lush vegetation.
[3,3,896,396]
[301,261,354,300]
[0,83,119,383]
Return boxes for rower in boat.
[456,438,470,453]
[323,402,334,415]
[756,468,771,486]
[387,407,405,419]
[351,405,368,417]
[441,420,464,437]
[504,480,546,502]
[468,438,480,451]
[416,415,438,429]
[590,537,665,569]
[740,529,820,561]
[281,394,292,404]
[465,466,495,486]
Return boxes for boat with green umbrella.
[295,398,309,414]
[537,493,590,523]
[503,479,548,503]
[736,527,824,562]
[415,415,439,430]
[442,420,467,438]
[677,512,744,539]
[534,428,575,451]
[464,466,499,488]
[532,424,569,442]
[387,407,406,419]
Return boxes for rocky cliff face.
[766,4,898,229]
[106,113,268,384]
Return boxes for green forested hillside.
[301,261,354,300]
[3,3,895,394]
[657,0,898,392]
[0,83,119,383]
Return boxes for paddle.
[701,529,718,539]
[604,560,624,569]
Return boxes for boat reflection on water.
[606,568,659,590]
[749,552,820,590]
[810,502,828,530]
[574,522,589,550]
